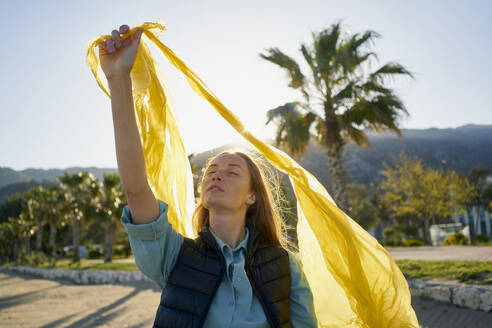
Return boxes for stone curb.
[408,279,492,313]
[2,266,491,313]
[0,265,155,285]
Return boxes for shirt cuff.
[120,199,170,241]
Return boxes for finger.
[98,42,108,55]
[111,30,121,48]
[129,29,143,48]
[122,38,131,47]
[119,25,130,34]
[106,39,115,53]
[134,29,143,42]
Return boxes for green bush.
[382,226,404,246]
[113,244,127,258]
[87,248,103,259]
[403,239,425,247]
[114,241,132,258]
[443,232,468,245]
[381,240,404,247]
[475,234,489,243]
[16,252,47,266]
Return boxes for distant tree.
[7,214,35,259]
[261,21,413,212]
[347,184,378,230]
[22,186,49,254]
[94,173,126,262]
[468,167,490,240]
[0,222,15,261]
[380,152,474,245]
[0,193,23,223]
[44,185,71,259]
[188,153,204,199]
[369,183,392,230]
[58,172,100,262]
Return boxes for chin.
[203,199,234,212]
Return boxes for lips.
[207,184,224,192]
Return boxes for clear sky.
[1,0,491,171]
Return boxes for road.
[388,246,492,261]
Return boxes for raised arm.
[100,25,158,224]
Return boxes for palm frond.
[265,102,317,156]
[358,80,392,96]
[339,120,370,147]
[349,30,381,52]
[343,94,408,137]
[300,44,322,93]
[312,22,342,73]
[335,34,379,74]
[332,82,355,103]
[370,62,414,82]
[260,48,306,90]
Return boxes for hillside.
[1,124,490,202]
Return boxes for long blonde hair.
[192,151,290,248]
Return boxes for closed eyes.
[206,170,239,176]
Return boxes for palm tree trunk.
[325,142,349,213]
[104,220,113,263]
[49,222,57,259]
[72,215,80,262]
[35,220,43,253]
[324,103,349,213]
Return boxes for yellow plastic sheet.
[86,20,419,328]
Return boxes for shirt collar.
[210,226,249,254]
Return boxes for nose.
[211,173,223,181]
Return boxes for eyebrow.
[208,163,244,171]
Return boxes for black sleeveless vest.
[152,226,292,328]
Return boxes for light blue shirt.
[121,199,317,327]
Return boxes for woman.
[100,24,317,328]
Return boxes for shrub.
[443,232,468,245]
[382,226,404,246]
[381,240,404,247]
[113,244,126,258]
[87,248,103,259]
[475,234,489,243]
[123,243,132,257]
[403,239,425,247]
[17,252,47,266]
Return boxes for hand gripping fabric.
[86,20,419,328]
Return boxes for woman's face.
[202,154,256,213]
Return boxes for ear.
[247,192,256,205]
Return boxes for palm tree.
[260,21,413,212]
[22,187,45,253]
[7,214,35,260]
[95,173,125,262]
[58,171,100,262]
[45,185,71,259]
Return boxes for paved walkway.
[1,272,491,327]
[388,246,492,261]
